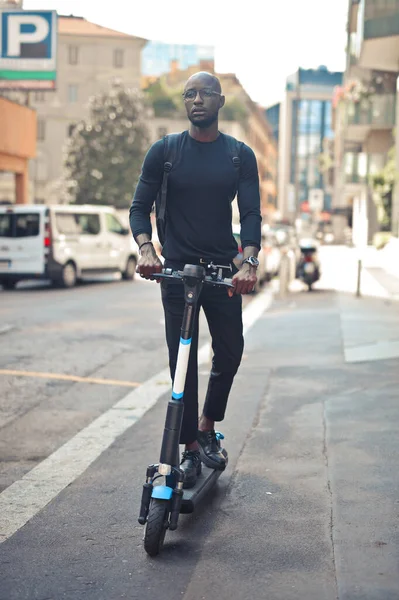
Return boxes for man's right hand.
[137,243,163,280]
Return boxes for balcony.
[345,93,395,142]
[343,150,388,188]
[356,0,399,70]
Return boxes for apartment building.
[142,41,214,77]
[268,67,342,222]
[333,0,399,239]
[1,15,147,205]
[0,97,36,204]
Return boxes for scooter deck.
[180,449,228,514]
[180,465,223,514]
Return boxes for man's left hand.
[228,263,257,297]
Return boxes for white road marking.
[0,288,273,543]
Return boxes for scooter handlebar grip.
[204,276,233,288]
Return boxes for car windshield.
[0,213,40,238]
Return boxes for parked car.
[270,224,301,279]
[261,229,281,280]
[0,204,139,289]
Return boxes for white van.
[0,204,138,289]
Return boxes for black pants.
[161,263,244,444]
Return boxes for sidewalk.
[188,278,399,599]
[357,239,399,300]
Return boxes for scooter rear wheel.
[144,499,169,557]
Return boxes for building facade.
[0,97,36,204]
[272,66,342,221]
[0,15,147,204]
[142,41,214,78]
[333,0,399,240]
[265,103,280,144]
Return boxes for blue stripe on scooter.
[151,485,173,500]
[172,391,184,400]
[180,337,191,345]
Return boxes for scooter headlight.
[158,463,172,476]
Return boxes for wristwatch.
[242,256,259,268]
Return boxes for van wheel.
[122,256,136,281]
[1,279,17,290]
[57,262,77,288]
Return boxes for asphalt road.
[0,274,252,492]
[0,251,398,600]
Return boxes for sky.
[23,0,349,107]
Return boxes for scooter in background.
[297,239,321,291]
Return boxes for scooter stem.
[159,265,205,466]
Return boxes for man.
[130,72,261,488]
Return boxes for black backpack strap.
[158,133,183,224]
[223,133,242,200]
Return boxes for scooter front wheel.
[144,498,169,557]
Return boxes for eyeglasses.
[182,88,222,102]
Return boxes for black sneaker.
[197,429,226,471]
[180,450,201,489]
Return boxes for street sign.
[308,188,324,212]
[0,9,57,90]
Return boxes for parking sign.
[0,10,57,90]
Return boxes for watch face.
[245,257,259,267]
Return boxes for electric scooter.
[297,238,321,291]
[138,263,232,557]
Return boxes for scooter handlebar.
[151,269,233,288]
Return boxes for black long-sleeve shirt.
[130,130,261,263]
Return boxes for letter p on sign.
[8,15,49,56]
[1,11,54,59]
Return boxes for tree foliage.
[369,145,397,231]
[62,82,150,209]
[144,80,179,117]
[221,97,248,124]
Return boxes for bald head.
[185,72,222,94]
[183,71,225,130]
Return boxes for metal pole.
[356,259,362,297]
[279,252,289,298]
[294,68,301,221]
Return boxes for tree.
[62,82,150,209]
[144,80,179,117]
[221,97,248,125]
[369,145,397,231]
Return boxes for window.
[78,213,100,235]
[0,214,12,237]
[68,45,79,65]
[68,123,76,137]
[157,127,168,139]
[297,134,308,157]
[308,101,322,133]
[37,119,46,141]
[55,212,100,235]
[68,84,78,103]
[55,213,81,235]
[34,91,45,102]
[113,49,124,68]
[0,213,40,238]
[106,213,126,234]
